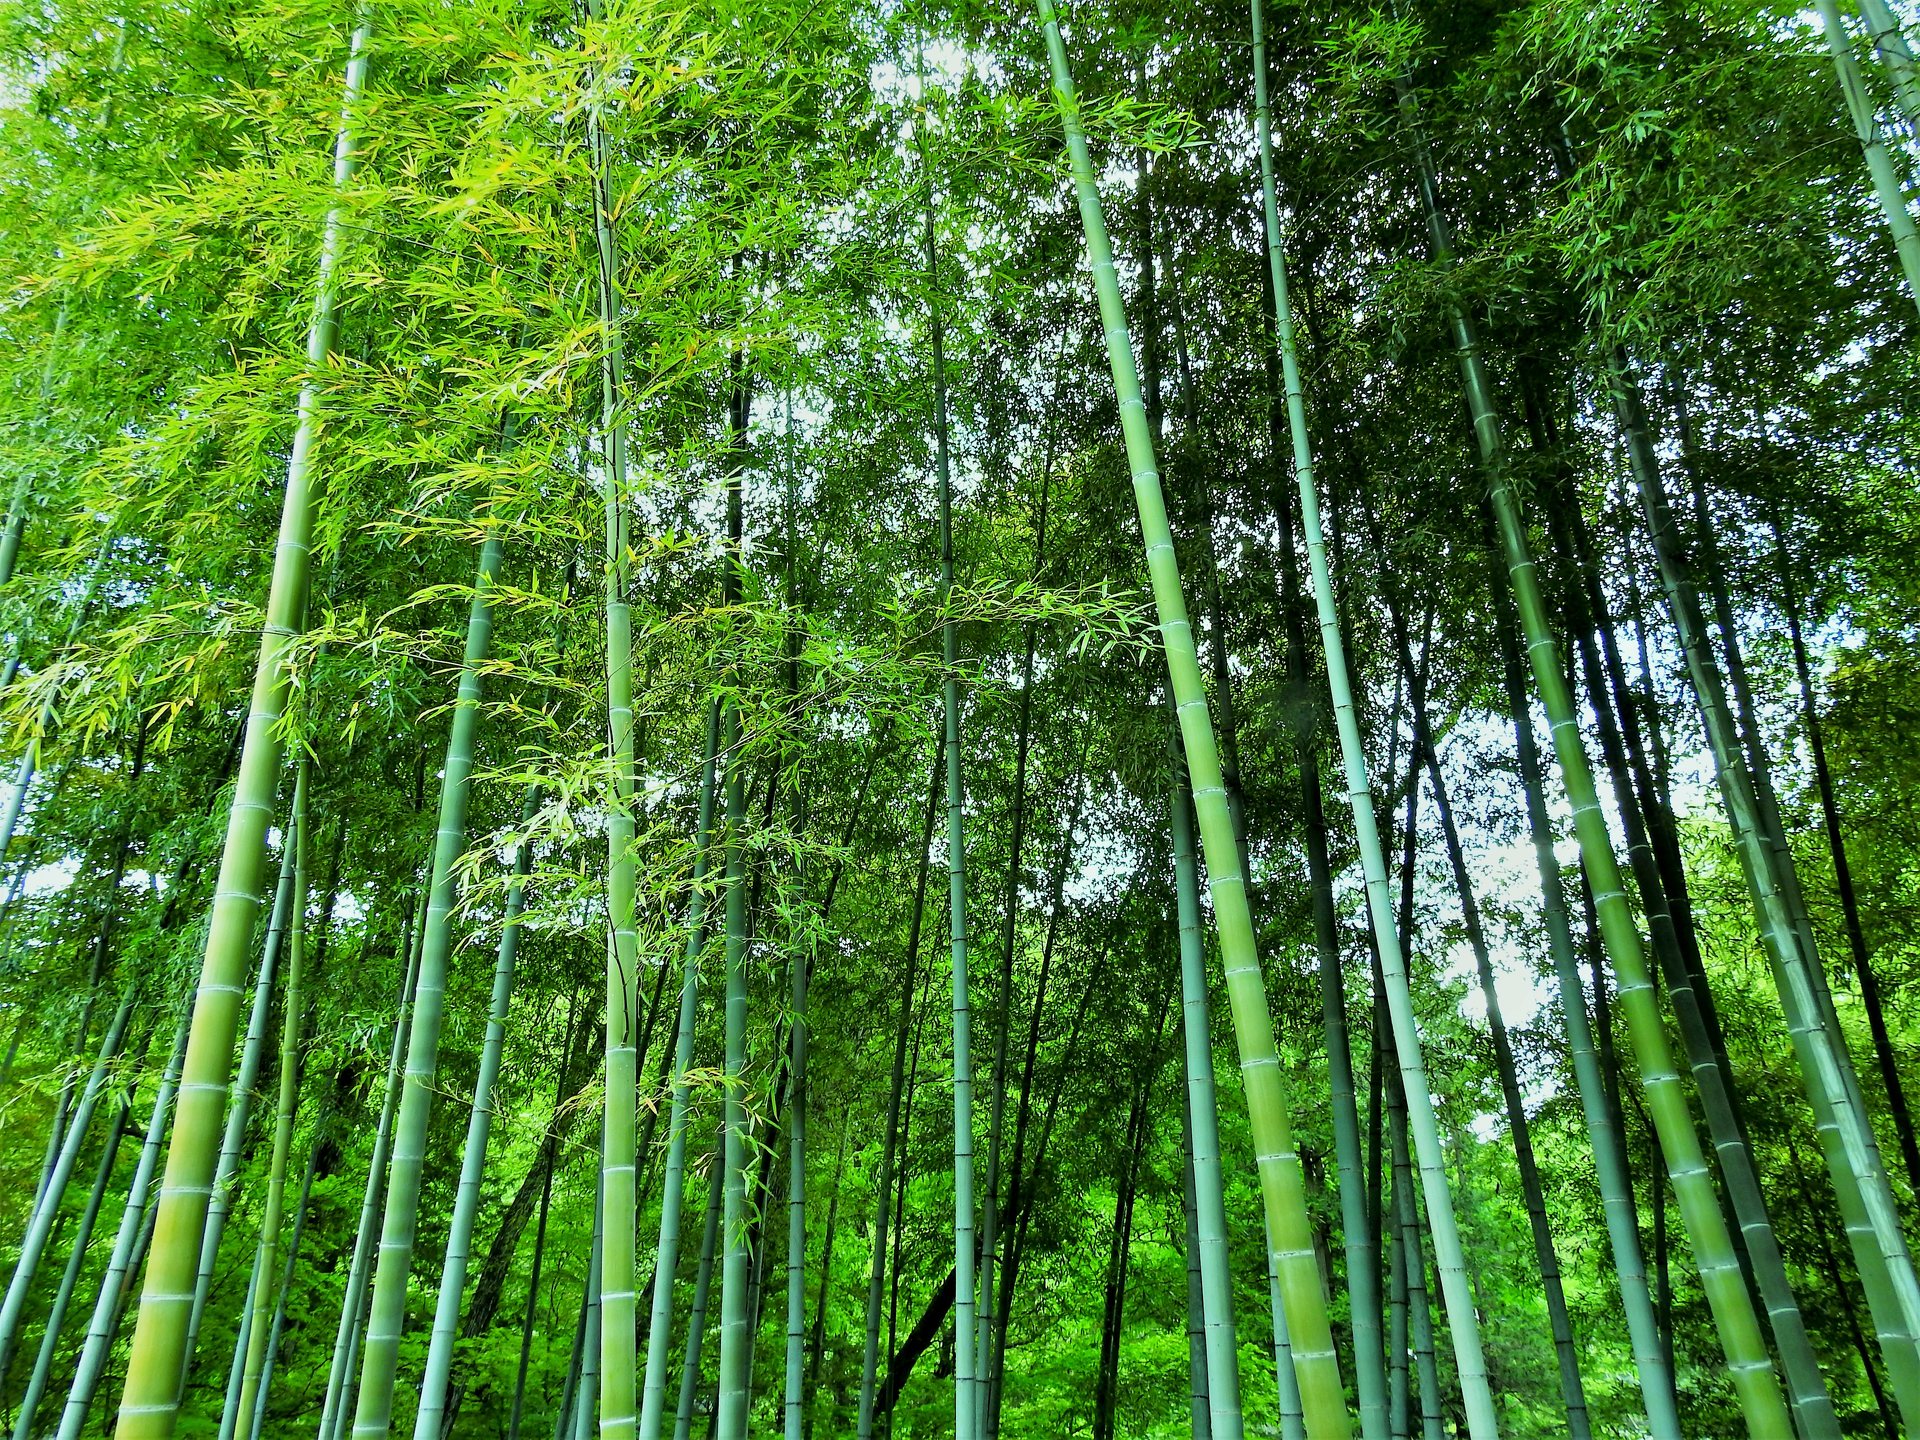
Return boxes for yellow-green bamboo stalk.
[115,17,372,1433]
[1031,6,1350,1434]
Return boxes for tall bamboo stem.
[1031,8,1349,1432]
[116,19,372,1432]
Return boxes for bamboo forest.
[8,0,1920,1431]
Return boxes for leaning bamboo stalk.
[411,779,539,1439]
[316,895,424,1440]
[1614,359,1920,1418]
[1813,0,1920,316]
[1548,490,1831,1432]
[1267,386,1386,1440]
[234,760,313,1433]
[349,527,507,1438]
[1415,720,1589,1437]
[1769,511,1920,1201]
[636,704,722,1440]
[0,982,135,1389]
[11,1075,135,1440]
[1850,0,1920,128]
[1030,7,1349,1434]
[1252,5,1495,1430]
[579,0,644,1421]
[1490,577,1681,1440]
[675,1132,725,1440]
[116,17,373,1433]
[913,97,981,1439]
[243,1127,323,1440]
[1399,90,1792,1433]
[56,1007,192,1440]
[180,820,300,1390]
[1171,742,1243,1440]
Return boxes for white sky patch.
[23,858,78,897]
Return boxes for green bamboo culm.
[0,304,65,592]
[1030,6,1351,1436]
[348,530,507,1437]
[1490,575,1682,1440]
[11,1069,133,1440]
[234,761,315,1434]
[1249,4,1497,1434]
[712,713,751,1438]
[1812,0,1920,318]
[114,17,372,1435]
[636,700,722,1440]
[1614,360,1920,1428]
[181,824,299,1388]
[581,1,643,1424]
[1397,97,1794,1438]
[56,1007,193,1440]
[1171,738,1243,1440]
[0,982,136,1392]
[411,781,540,1440]
[917,66,980,1440]
[713,398,753,1437]
[1850,0,1920,130]
[316,897,424,1440]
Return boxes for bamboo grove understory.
[2,0,1920,1432]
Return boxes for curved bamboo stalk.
[1029,8,1349,1434]
[115,18,373,1433]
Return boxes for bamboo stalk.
[1030,8,1350,1432]
[115,18,373,1432]
[411,781,540,1439]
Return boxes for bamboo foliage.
[2,0,1919,1436]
